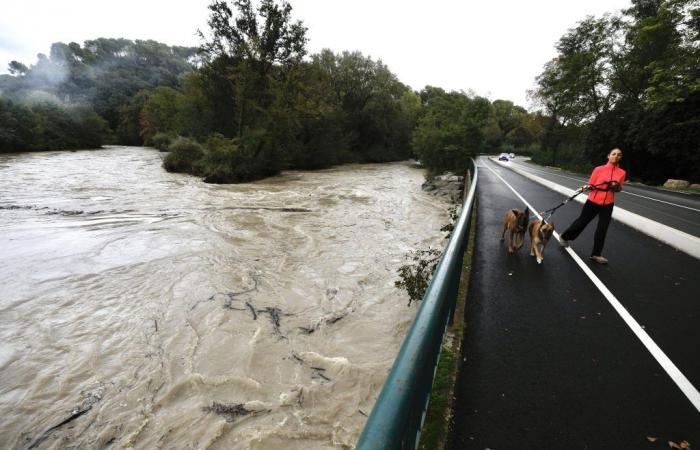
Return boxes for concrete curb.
[489,158,700,260]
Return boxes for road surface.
[447,157,700,450]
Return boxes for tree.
[7,61,28,76]
[412,91,491,176]
[491,99,529,149]
[140,86,184,144]
[533,16,618,127]
[311,50,414,161]
[615,0,700,108]
[199,0,308,136]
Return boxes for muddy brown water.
[0,146,450,449]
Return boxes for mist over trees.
[0,38,198,151]
[1,0,697,184]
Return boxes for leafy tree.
[199,0,308,135]
[531,0,700,182]
[312,49,414,161]
[116,90,151,145]
[412,91,491,176]
[534,16,618,126]
[616,0,700,108]
[140,86,185,144]
[7,61,28,76]
[0,98,108,152]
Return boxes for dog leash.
[539,181,615,223]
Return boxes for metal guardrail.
[356,159,478,449]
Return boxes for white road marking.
[483,160,700,413]
[511,161,700,212]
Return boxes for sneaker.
[559,239,570,248]
[590,255,608,264]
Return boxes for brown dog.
[501,207,530,253]
[528,219,555,264]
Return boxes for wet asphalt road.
[447,157,700,450]
[508,158,700,237]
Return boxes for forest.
[0,0,697,184]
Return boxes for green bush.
[151,132,176,151]
[163,137,204,173]
[395,248,441,306]
[530,142,591,174]
[199,133,246,183]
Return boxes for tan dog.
[501,207,529,253]
[528,219,555,264]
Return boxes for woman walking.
[560,148,626,264]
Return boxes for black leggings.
[560,200,614,256]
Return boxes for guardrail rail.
[356,158,478,449]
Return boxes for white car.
[498,153,510,161]
[509,153,515,159]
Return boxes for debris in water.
[203,402,252,422]
[27,407,92,449]
[325,313,346,325]
[298,311,348,335]
[312,369,331,382]
[291,351,305,364]
[27,388,104,449]
[297,388,304,406]
[259,307,287,339]
[245,301,257,320]
[326,288,339,300]
[194,275,260,311]
[298,325,318,335]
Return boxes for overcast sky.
[0,0,632,108]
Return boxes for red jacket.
[587,162,626,205]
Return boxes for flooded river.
[0,147,450,449]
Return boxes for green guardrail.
[356,159,478,450]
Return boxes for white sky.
[0,0,632,108]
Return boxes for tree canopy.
[4,0,695,184]
[532,0,700,182]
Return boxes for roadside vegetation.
[529,0,700,185]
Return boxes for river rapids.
[0,146,451,449]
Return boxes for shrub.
[163,137,204,173]
[150,132,176,151]
[395,248,441,306]
[199,133,246,183]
